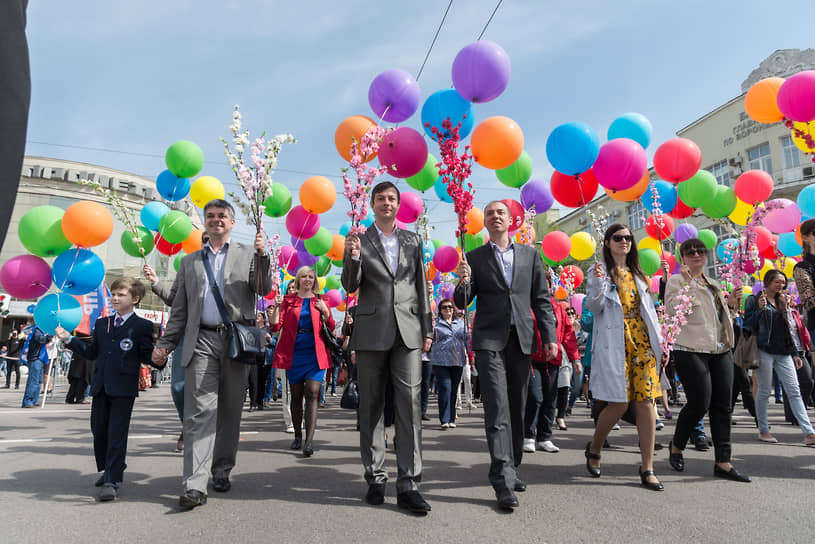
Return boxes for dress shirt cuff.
[351,255,360,261]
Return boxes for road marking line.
[0,438,53,443]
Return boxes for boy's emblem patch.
[120,338,134,352]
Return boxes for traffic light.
[0,294,10,317]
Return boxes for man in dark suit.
[342,181,434,514]
[56,277,156,501]
[152,199,272,510]
[454,200,557,511]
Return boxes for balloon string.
[574,175,597,263]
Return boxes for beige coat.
[664,273,734,352]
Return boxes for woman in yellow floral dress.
[584,224,665,491]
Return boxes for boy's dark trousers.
[91,390,136,485]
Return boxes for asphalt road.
[1,377,813,543]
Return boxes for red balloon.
[734,170,774,205]
[501,198,525,232]
[761,235,780,259]
[560,264,584,289]
[542,231,571,262]
[653,138,702,183]
[754,226,772,251]
[661,251,677,273]
[154,233,183,256]
[549,169,599,208]
[668,199,695,219]
[645,214,674,240]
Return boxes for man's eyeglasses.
[684,248,707,257]
[611,234,633,243]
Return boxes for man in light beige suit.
[153,199,272,510]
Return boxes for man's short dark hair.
[203,199,235,219]
[485,200,511,214]
[370,181,400,203]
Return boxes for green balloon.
[165,140,204,178]
[540,248,558,267]
[158,210,193,244]
[325,275,341,290]
[697,229,718,250]
[18,205,72,257]
[496,150,533,188]
[432,239,445,250]
[701,185,737,219]
[458,232,486,252]
[120,227,155,258]
[639,248,661,275]
[332,258,344,268]
[174,253,185,271]
[314,255,332,276]
[678,169,717,208]
[263,182,293,217]
[406,153,439,192]
[304,227,332,256]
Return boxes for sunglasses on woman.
[440,305,454,310]
[684,248,707,257]
[611,234,633,242]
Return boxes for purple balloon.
[368,69,421,123]
[378,127,428,179]
[257,298,271,312]
[0,255,52,300]
[290,236,307,252]
[279,245,298,270]
[520,178,554,213]
[297,250,319,268]
[674,223,698,244]
[451,41,511,103]
[752,283,764,296]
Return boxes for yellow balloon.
[317,276,326,291]
[781,259,796,279]
[757,261,775,281]
[638,237,662,253]
[792,121,815,153]
[569,232,595,261]
[729,198,755,226]
[190,176,225,208]
[283,271,294,281]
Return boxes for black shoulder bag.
[201,251,264,364]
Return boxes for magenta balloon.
[378,127,428,178]
[396,191,423,224]
[395,218,408,230]
[279,245,298,270]
[674,223,698,244]
[326,289,343,308]
[368,69,421,123]
[743,254,764,275]
[433,246,460,273]
[0,255,52,300]
[762,198,801,233]
[520,178,554,213]
[451,41,511,103]
[570,293,585,313]
[285,205,320,239]
[777,70,815,123]
[592,138,647,191]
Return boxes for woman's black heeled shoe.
[302,441,314,457]
[668,442,685,472]
[290,437,302,450]
[585,442,601,477]
[639,467,665,491]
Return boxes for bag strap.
[201,250,233,327]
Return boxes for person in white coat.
[584,224,665,491]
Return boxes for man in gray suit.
[152,199,272,510]
[342,181,433,514]
[454,200,557,511]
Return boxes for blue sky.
[23,0,814,247]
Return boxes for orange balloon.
[604,171,650,202]
[325,234,345,261]
[335,115,378,162]
[466,207,484,234]
[299,176,336,214]
[426,262,437,281]
[61,200,113,247]
[554,286,568,300]
[796,223,803,246]
[744,77,785,124]
[470,116,524,170]
[514,223,535,243]
[181,229,204,254]
[336,301,347,312]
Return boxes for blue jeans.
[319,375,326,404]
[170,336,185,423]
[264,371,281,402]
[433,365,463,424]
[690,419,706,441]
[22,358,43,407]
[757,351,815,435]
[330,365,340,395]
[568,366,584,407]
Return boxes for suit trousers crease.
[356,333,422,493]
[475,327,531,491]
[183,329,249,492]
[90,390,135,484]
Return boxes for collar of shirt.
[488,240,514,253]
[204,239,230,255]
[114,311,135,323]
[374,223,398,240]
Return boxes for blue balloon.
[33,293,82,335]
[797,184,815,218]
[716,238,739,263]
[434,177,453,203]
[339,222,352,237]
[421,89,474,141]
[360,216,374,229]
[423,242,436,263]
[777,231,802,257]
[608,113,653,149]
[141,201,170,231]
[642,180,677,214]
[545,122,600,176]
[52,248,105,295]
[156,169,191,201]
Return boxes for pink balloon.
[570,293,585,313]
[326,289,343,308]
[742,254,764,275]
[650,275,661,294]
[777,70,815,123]
[0,255,52,300]
[396,191,423,224]
[763,198,802,233]
[592,138,648,191]
[433,246,460,273]
[378,127,428,178]
[395,219,407,230]
[278,245,299,270]
[285,205,320,239]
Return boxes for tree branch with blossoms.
[77,179,149,264]
[341,126,390,234]
[661,282,695,357]
[266,233,283,298]
[221,105,296,233]
[429,118,474,246]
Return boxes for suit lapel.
[482,244,509,289]
[510,244,522,289]
[396,229,411,278]
[366,228,394,277]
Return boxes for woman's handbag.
[340,378,359,410]
[320,320,344,359]
[734,329,760,370]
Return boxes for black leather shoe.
[513,478,526,492]
[585,442,601,477]
[99,483,117,502]
[714,465,752,483]
[668,443,685,472]
[397,490,431,514]
[290,437,302,450]
[302,441,314,457]
[212,477,231,492]
[364,483,385,505]
[179,489,207,510]
[94,475,104,487]
[639,468,665,491]
[421,414,431,421]
[496,487,519,510]
[693,437,710,451]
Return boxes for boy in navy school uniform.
[55,277,160,502]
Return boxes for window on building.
[708,160,730,187]
[780,135,801,169]
[627,201,647,232]
[747,142,772,174]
